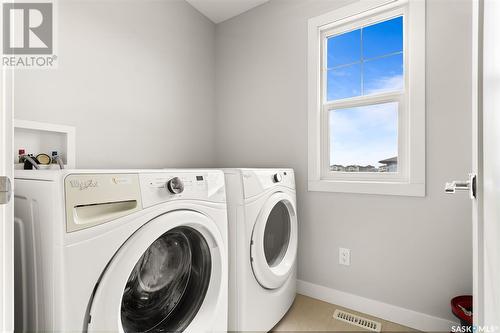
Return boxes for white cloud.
[365,74,404,95]
[329,102,398,166]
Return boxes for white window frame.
[308,0,425,196]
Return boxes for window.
[308,0,425,196]
[326,16,403,174]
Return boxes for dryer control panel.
[139,171,226,208]
[242,169,295,199]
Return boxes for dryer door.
[87,210,224,333]
[250,192,297,290]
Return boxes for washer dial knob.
[166,177,184,194]
[273,173,283,183]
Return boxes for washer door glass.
[121,226,211,332]
[264,201,291,267]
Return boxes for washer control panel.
[140,171,226,208]
[64,173,143,232]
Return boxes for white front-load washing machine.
[14,169,227,332]
[224,168,297,332]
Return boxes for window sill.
[308,179,425,197]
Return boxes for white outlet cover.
[339,248,351,266]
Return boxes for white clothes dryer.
[224,168,297,332]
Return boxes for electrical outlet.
[339,248,351,266]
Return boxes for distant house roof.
[379,157,398,165]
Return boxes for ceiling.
[186,0,270,24]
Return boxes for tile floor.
[272,294,418,332]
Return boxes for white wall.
[215,0,472,323]
[14,0,216,169]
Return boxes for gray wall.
[14,0,473,323]
[215,0,472,321]
[14,0,216,169]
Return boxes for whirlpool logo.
[70,180,99,191]
[2,0,57,68]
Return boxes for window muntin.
[327,64,362,101]
[327,29,361,68]
[364,53,404,94]
[362,16,403,59]
[325,16,404,102]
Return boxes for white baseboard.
[297,279,458,332]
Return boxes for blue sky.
[329,103,398,167]
[327,16,403,167]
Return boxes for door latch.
[445,173,477,199]
[0,176,12,205]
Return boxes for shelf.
[14,119,76,169]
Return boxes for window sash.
[321,7,407,104]
[319,8,408,182]
[320,93,408,182]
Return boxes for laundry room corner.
[214,0,473,331]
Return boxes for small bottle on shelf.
[51,151,58,163]
[18,148,26,163]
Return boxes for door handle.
[0,176,12,205]
[445,173,476,199]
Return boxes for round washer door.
[87,210,224,333]
[250,192,297,290]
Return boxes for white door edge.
[472,0,484,326]
[477,0,500,327]
[0,61,15,332]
